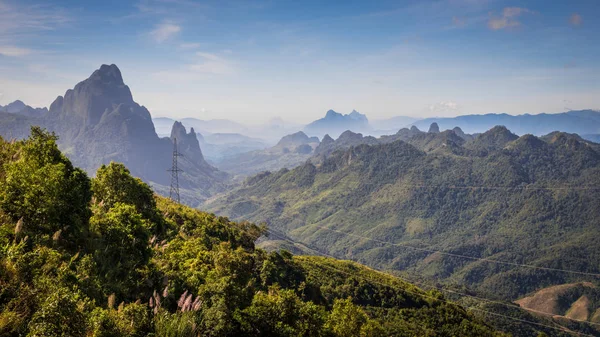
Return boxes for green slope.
[205,126,600,301]
[0,127,502,336]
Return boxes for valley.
[1,64,600,336]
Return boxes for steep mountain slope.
[0,129,503,337]
[413,110,600,136]
[0,64,229,205]
[205,127,600,303]
[516,282,600,323]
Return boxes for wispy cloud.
[429,101,460,114]
[0,1,70,36]
[0,45,32,57]
[180,42,201,50]
[569,13,582,26]
[488,7,533,31]
[150,22,181,42]
[151,50,236,82]
[190,52,235,75]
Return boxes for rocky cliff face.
[170,121,206,164]
[0,64,229,205]
[49,64,136,126]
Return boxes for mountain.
[516,282,600,324]
[370,115,420,136]
[304,109,370,138]
[0,64,229,206]
[205,126,600,306]
[0,100,48,117]
[276,131,319,148]
[0,130,503,337]
[314,130,378,157]
[583,134,600,143]
[412,110,600,135]
[215,131,320,177]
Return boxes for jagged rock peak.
[170,121,204,159]
[277,131,311,146]
[452,126,466,139]
[410,125,420,132]
[428,123,440,133]
[321,134,334,145]
[92,64,125,85]
[338,130,362,140]
[325,109,342,118]
[48,64,136,126]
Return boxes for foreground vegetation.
[0,127,504,336]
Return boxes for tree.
[326,298,368,337]
[92,162,162,233]
[238,287,326,336]
[0,127,91,248]
[90,203,153,298]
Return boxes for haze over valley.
[1,0,600,336]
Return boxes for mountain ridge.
[205,126,600,304]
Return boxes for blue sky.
[0,0,598,123]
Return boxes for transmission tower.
[168,138,183,203]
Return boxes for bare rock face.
[13,64,229,202]
[170,121,205,163]
[428,122,440,133]
[50,64,137,126]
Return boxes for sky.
[0,0,598,124]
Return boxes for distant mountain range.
[304,109,370,138]
[412,110,600,137]
[0,100,48,118]
[0,64,228,206]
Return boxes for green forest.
[206,127,600,302]
[0,127,506,336]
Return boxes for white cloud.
[428,101,460,114]
[0,46,32,57]
[150,22,181,42]
[488,7,533,31]
[569,13,582,26]
[180,42,201,49]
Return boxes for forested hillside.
[206,126,600,304]
[0,128,503,336]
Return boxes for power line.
[168,138,183,203]
[374,183,600,191]
[265,230,598,337]
[306,224,600,277]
